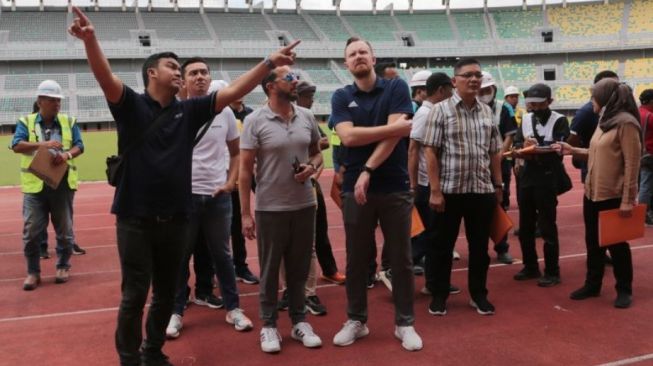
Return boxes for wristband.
[263,57,275,70]
[361,165,374,174]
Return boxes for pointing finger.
[280,39,301,54]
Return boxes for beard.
[351,64,372,79]
[278,90,298,102]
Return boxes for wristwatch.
[263,57,275,70]
[361,165,374,174]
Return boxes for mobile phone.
[292,156,301,174]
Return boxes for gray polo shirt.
[240,104,321,211]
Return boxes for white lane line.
[596,354,653,366]
[0,225,115,238]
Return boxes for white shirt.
[409,100,433,187]
[192,107,239,195]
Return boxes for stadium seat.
[492,9,542,39]
[555,85,591,104]
[343,14,399,42]
[207,13,272,41]
[563,60,619,81]
[5,74,69,91]
[269,14,320,41]
[498,63,537,83]
[395,13,454,42]
[628,0,653,33]
[308,14,352,42]
[547,2,623,37]
[453,12,489,41]
[87,11,138,41]
[0,11,67,42]
[141,12,211,41]
[624,58,653,79]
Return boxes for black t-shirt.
[231,104,253,123]
[108,86,217,217]
[514,111,570,188]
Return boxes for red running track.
[0,163,652,366]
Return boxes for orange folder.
[411,206,425,238]
[490,204,513,245]
[599,204,646,247]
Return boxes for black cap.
[426,72,452,94]
[640,89,653,105]
[524,83,552,103]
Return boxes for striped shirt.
[422,92,502,194]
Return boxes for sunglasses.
[455,72,483,79]
[279,72,300,82]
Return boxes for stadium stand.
[563,60,620,81]
[343,14,399,42]
[635,83,653,100]
[5,74,69,91]
[269,14,321,41]
[628,0,653,34]
[492,9,542,39]
[0,10,67,42]
[555,85,591,105]
[547,2,623,36]
[625,58,653,79]
[207,13,272,41]
[86,11,138,41]
[498,63,537,83]
[141,12,210,41]
[395,13,453,42]
[308,14,351,42]
[453,12,489,40]
[304,69,341,85]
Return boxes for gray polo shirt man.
[240,103,321,327]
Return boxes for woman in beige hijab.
[555,79,641,309]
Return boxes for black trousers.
[314,180,339,276]
[501,159,513,207]
[518,185,560,276]
[427,193,495,301]
[582,197,633,294]
[230,189,248,273]
[115,216,189,366]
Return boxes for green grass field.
[1,125,334,186]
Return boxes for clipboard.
[490,204,513,245]
[27,146,68,190]
[599,204,646,247]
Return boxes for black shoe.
[537,274,561,287]
[141,350,173,366]
[235,267,260,285]
[428,297,447,316]
[513,268,541,281]
[569,286,601,300]
[497,252,514,265]
[470,298,495,315]
[277,290,289,311]
[39,247,50,259]
[305,295,327,316]
[72,244,86,255]
[367,273,376,289]
[614,293,632,309]
[193,294,224,309]
[413,265,424,276]
[449,285,461,294]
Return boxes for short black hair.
[426,72,453,96]
[453,58,480,75]
[375,62,396,78]
[261,69,278,96]
[181,56,209,79]
[640,89,653,105]
[593,70,618,84]
[141,52,179,88]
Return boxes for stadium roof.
[0,0,613,11]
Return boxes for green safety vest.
[329,128,341,147]
[19,113,78,193]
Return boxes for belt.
[119,214,187,225]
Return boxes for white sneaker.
[260,327,282,353]
[453,250,461,260]
[165,314,183,339]
[226,308,253,332]
[378,270,393,292]
[291,322,322,348]
[394,326,423,351]
[333,320,369,346]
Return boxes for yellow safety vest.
[329,128,341,147]
[19,113,79,193]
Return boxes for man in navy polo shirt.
[68,7,299,366]
[330,37,422,351]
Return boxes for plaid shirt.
[422,92,502,194]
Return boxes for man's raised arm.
[68,6,123,104]
[215,40,300,113]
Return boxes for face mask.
[479,94,494,105]
[532,109,550,121]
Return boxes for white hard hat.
[409,70,432,88]
[480,71,496,89]
[504,86,520,96]
[208,80,229,93]
[37,80,64,99]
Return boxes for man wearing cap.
[638,89,653,225]
[511,83,569,287]
[11,79,84,290]
[409,70,431,112]
[408,72,461,294]
[166,59,253,339]
[478,71,518,265]
[504,86,524,126]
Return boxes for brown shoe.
[23,274,41,291]
[55,268,70,284]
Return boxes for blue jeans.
[23,184,74,274]
[639,166,653,212]
[173,193,239,314]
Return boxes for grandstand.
[1,0,653,130]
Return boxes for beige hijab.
[591,78,641,133]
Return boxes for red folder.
[599,204,646,247]
[490,204,513,245]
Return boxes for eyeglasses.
[279,72,300,83]
[455,72,483,79]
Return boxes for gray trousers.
[256,206,315,327]
[342,191,415,326]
